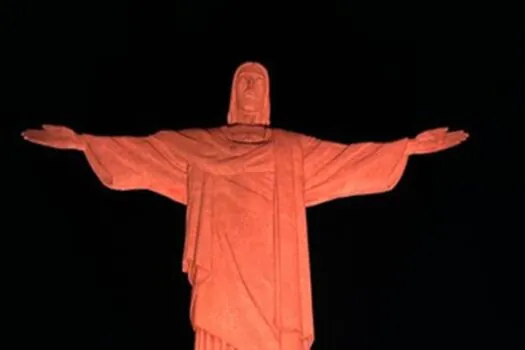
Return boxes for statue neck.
[221,123,271,144]
[228,106,270,127]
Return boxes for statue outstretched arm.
[301,127,468,207]
[22,125,196,204]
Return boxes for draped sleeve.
[81,129,202,205]
[301,135,410,207]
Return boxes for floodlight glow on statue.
[22,62,468,350]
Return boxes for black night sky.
[4,2,523,349]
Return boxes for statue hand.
[408,127,469,155]
[21,124,85,150]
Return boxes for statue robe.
[80,127,409,350]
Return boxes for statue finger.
[429,127,449,134]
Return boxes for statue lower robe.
[79,127,409,350]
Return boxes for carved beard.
[227,62,271,126]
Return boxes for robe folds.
[80,127,409,350]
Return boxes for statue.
[22,62,468,350]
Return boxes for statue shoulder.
[272,128,305,139]
[153,128,210,140]
[272,128,316,144]
[149,128,218,157]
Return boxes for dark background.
[4,2,523,349]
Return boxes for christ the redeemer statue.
[22,62,468,350]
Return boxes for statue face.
[235,69,266,113]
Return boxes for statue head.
[227,62,270,126]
